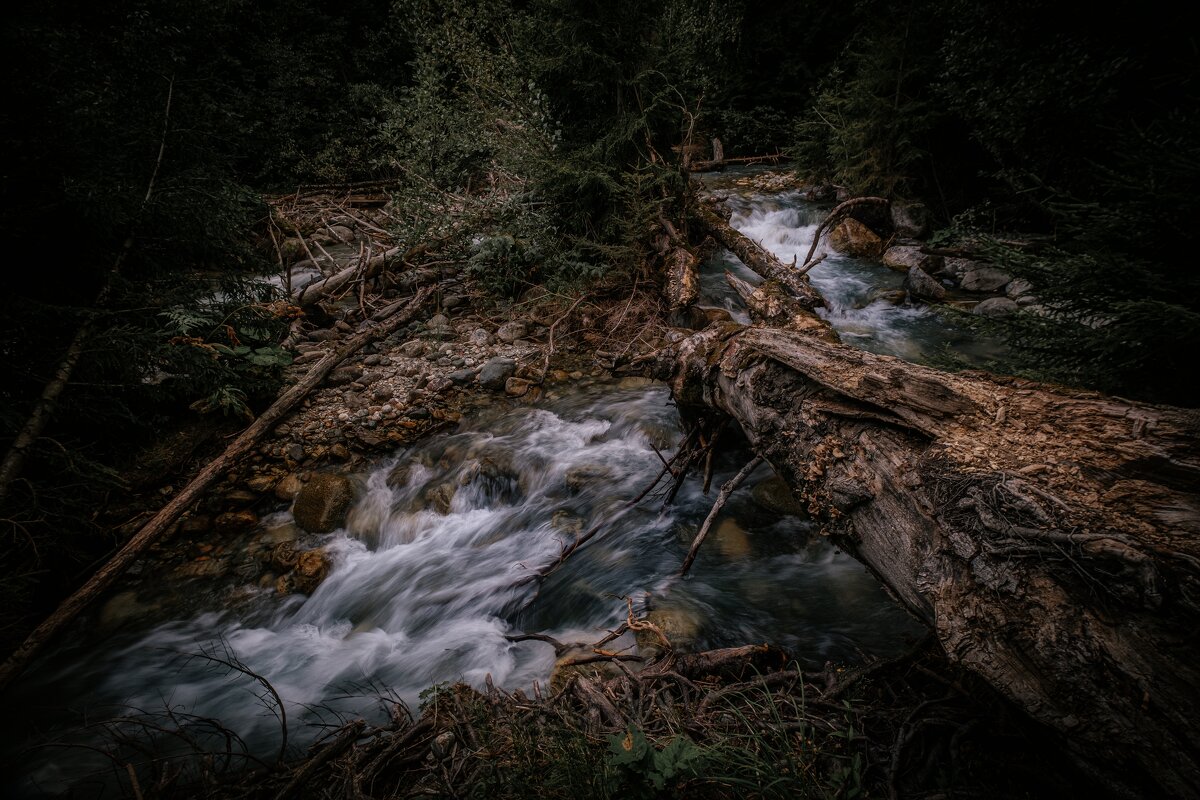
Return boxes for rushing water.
[10,169,959,794]
[698,171,1005,367]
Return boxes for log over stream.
[664,320,1200,797]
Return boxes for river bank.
[3,170,1123,798]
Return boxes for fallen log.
[693,201,825,309]
[0,286,436,691]
[666,323,1200,798]
[293,241,437,307]
[659,218,700,313]
[689,153,785,172]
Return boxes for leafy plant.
[607,727,706,797]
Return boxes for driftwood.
[665,322,1200,797]
[293,241,437,307]
[0,286,436,691]
[693,201,825,309]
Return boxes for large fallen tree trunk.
[666,323,1200,797]
[0,286,436,692]
[693,201,825,309]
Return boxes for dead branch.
[680,455,763,575]
[800,196,890,270]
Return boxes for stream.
[9,169,998,795]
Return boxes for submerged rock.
[293,548,332,594]
[752,474,806,516]
[292,473,355,533]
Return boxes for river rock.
[828,217,883,258]
[890,201,930,238]
[448,368,477,386]
[424,482,457,514]
[399,340,427,358]
[634,607,702,656]
[904,265,946,302]
[292,548,332,594]
[505,377,532,397]
[496,321,528,343]
[974,297,1020,318]
[99,590,156,632]
[960,266,1013,293]
[881,245,940,273]
[292,473,355,533]
[1006,278,1034,299]
[752,474,806,516]
[865,288,908,306]
[469,328,492,346]
[713,517,752,560]
[328,224,355,243]
[478,357,516,390]
[549,647,622,694]
[565,464,612,493]
[214,509,258,535]
[275,472,304,501]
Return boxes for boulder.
[960,266,1013,293]
[478,357,516,390]
[904,265,946,302]
[881,245,941,273]
[328,225,355,243]
[890,201,930,238]
[973,297,1020,318]
[292,473,355,533]
[865,288,908,306]
[828,217,883,258]
[469,328,492,346]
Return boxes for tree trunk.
[666,323,1200,798]
[0,287,436,691]
[692,202,825,309]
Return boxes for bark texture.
[669,323,1200,798]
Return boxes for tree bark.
[0,287,436,692]
[666,323,1200,798]
[692,202,825,310]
